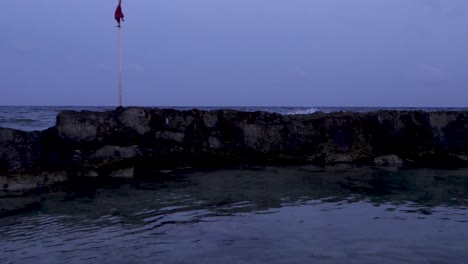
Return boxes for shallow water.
[0,165,467,264]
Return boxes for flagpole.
[118,26,123,107]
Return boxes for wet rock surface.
[0,108,467,191]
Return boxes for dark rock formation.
[0,108,467,191]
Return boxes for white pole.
[118,26,123,107]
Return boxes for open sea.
[0,106,467,132]
[1,107,467,263]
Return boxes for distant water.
[0,106,111,132]
[0,165,467,264]
[0,106,467,131]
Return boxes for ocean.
[0,106,467,131]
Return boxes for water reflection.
[0,165,467,264]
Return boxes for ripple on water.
[0,166,467,264]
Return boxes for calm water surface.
[0,165,467,264]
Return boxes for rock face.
[0,108,467,190]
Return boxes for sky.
[1,0,468,107]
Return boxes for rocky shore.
[0,108,467,192]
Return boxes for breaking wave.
[283,107,321,115]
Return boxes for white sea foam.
[283,108,320,115]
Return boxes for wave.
[0,118,37,123]
[0,118,52,131]
[283,108,321,115]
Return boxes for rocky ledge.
[0,108,467,191]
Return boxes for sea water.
[0,165,467,264]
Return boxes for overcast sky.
[1,0,468,107]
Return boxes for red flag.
[115,0,124,27]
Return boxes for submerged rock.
[0,197,42,218]
[374,155,404,166]
[0,108,466,191]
